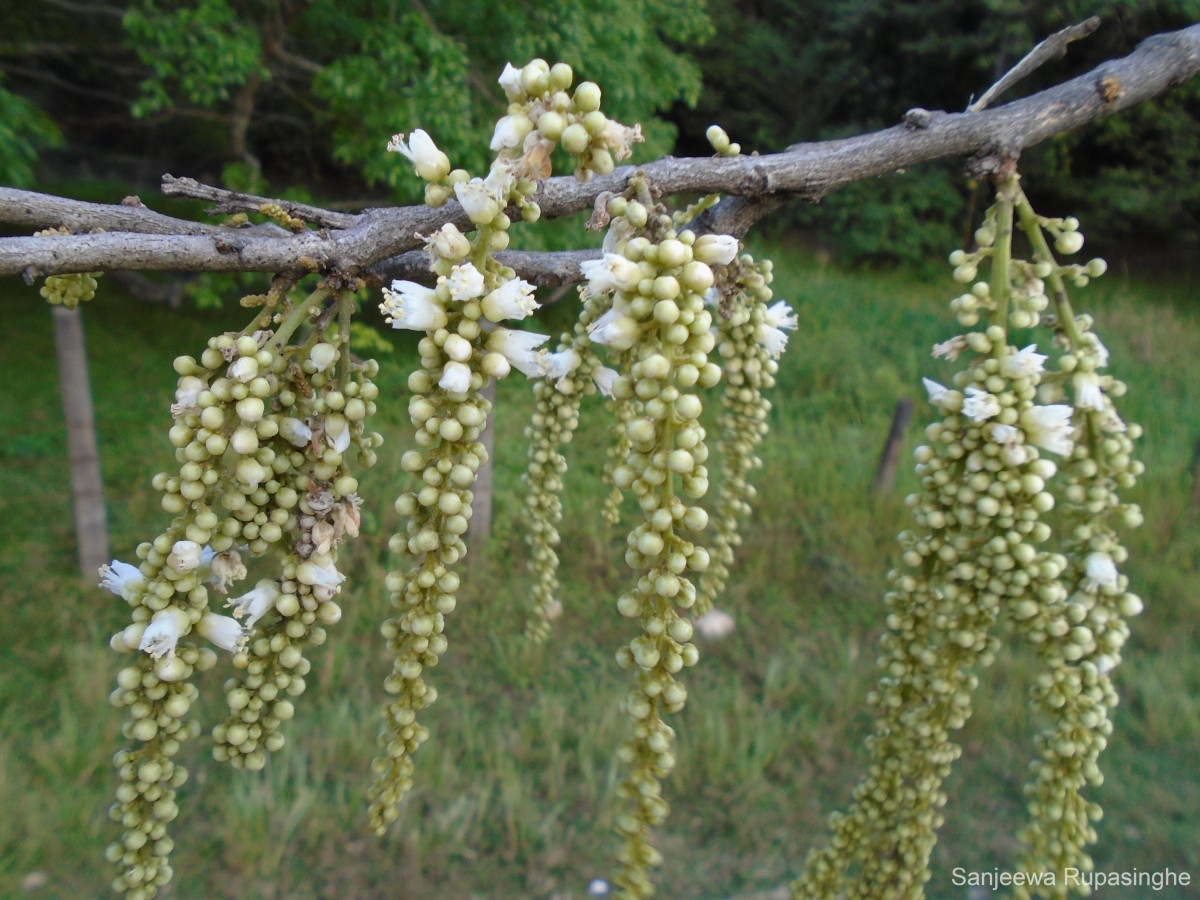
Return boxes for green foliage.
[123,0,268,117]
[0,74,62,188]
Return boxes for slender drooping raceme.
[794,172,1141,899]
[366,58,646,831]
[100,278,378,898]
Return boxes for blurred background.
[1,2,1198,897]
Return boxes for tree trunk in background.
[53,306,108,579]
[468,380,496,549]
[872,397,913,497]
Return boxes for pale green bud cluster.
[695,256,778,616]
[103,285,376,896]
[34,226,101,308]
[521,294,609,642]
[585,202,723,898]
[497,58,644,183]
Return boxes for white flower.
[602,216,635,254]
[580,253,642,296]
[229,357,258,383]
[387,129,450,182]
[598,120,643,161]
[1073,371,1106,411]
[498,62,524,100]
[989,423,1019,445]
[380,280,448,331]
[167,540,203,573]
[592,366,619,398]
[324,413,351,454]
[1085,552,1119,592]
[139,607,190,659]
[454,178,499,225]
[932,336,969,361]
[922,377,948,405]
[694,608,736,640]
[692,234,740,266]
[764,300,798,331]
[543,348,580,381]
[228,578,280,628]
[170,376,206,418]
[195,611,246,653]
[481,278,539,322]
[1000,344,1047,379]
[296,560,346,600]
[487,328,551,378]
[446,262,486,302]
[1088,336,1110,368]
[309,342,338,372]
[279,417,313,448]
[587,878,611,897]
[1021,404,1075,456]
[440,360,472,393]
[99,560,144,602]
[484,161,518,199]
[588,310,641,351]
[757,323,789,359]
[490,114,532,151]
[423,223,471,262]
[207,550,246,594]
[962,387,1001,422]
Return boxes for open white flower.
[454,178,499,225]
[99,560,144,602]
[1073,371,1106,411]
[324,413,351,454]
[487,328,551,378]
[1085,552,1119,592]
[279,417,313,448]
[167,540,203,573]
[296,560,346,601]
[932,335,969,361]
[598,120,643,161]
[1021,404,1075,456]
[580,253,642,296]
[387,129,450,182]
[228,578,280,628]
[139,607,191,659]
[423,223,471,262]
[483,162,517,201]
[446,262,486,302]
[481,277,539,322]
[498,62,524,100]
[764,300,798,331]
[962,387,1001,422]
[380,280,448,331]
[757,323,790,359]
[922,377,948,405]
[171,376,206,418]
[1000,344,1047,379]
[543,348,580,381]
[207,550,246,594]
[440,360,472,393]
[588,309,641,351]
[593,366,619,398]
[490,114,533,152]
[195,611,246,653]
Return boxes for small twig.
[969,16,1101,112]
[160,175,360,230]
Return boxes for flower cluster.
[34,228,101,307]
[100,284,376,896]
[794,173,1141,898]
[368,57,625,832]
[696,257,793,616]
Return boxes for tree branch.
[1,23,1197,282]
[969,16,1101,112]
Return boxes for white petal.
[439,360,473,393]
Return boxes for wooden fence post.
[872,397,913,497]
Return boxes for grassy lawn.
[1,243,1197,898]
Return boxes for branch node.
[903,108,936,130]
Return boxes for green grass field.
[1,243,1198,898]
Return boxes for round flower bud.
[573,81,602,112]
[560,123,590,155]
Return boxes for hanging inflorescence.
[97,277,379,898]
[793,172,1141,899]
[45,56,1145,900]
